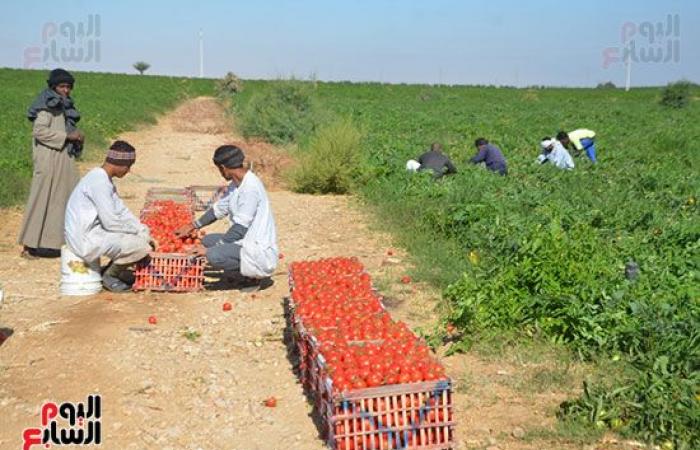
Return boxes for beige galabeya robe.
[17,109,79,250]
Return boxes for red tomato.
[148,315,157,325]
[222,302,232,312]
[289,257,448,393]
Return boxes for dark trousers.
[202,233,241,271]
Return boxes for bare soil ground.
[0,98,636,450]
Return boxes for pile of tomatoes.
[290,257,447,393]
[141,200,204,253]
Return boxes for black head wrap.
[47,68,75,88]
[213,145,245,168]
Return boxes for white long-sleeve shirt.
[538,142,575,170]
[209,171,278,278]
[65,168,147,260]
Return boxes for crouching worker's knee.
[206,243,241,271]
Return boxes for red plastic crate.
[187,185,228,211]
[133,253,205,292]
[325,380,454,450]
[145,187,193,203]
[294,330,455,450]
[140,188,194,220]
[286,265,455,450]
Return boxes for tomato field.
[233,81,699,447]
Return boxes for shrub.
[289,119,364,194]
[660,80,693,108]
[216,72,243,96]
[237,80,325,145]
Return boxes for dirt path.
[0,98,627,450]
[0,98,404,450]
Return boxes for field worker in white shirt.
[537,137,575,170]
[175,145,278,289]
[65,140,154,292]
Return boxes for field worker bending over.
[413,143,457,179]
[537,137,575,170]
[557,129,597,163]
[65,141,154,292]
[469,138,508,175]
[175,145,278,288]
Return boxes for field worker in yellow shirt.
[556,129,597,163]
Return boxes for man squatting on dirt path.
[64,140,154,292]
[175,145,279,287]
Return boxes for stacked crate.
[288,258,455,450]
[187,185,228,211]
[133,187,205,292]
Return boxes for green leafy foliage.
[0,68,215,207]
[216,71,243,96]
[234,79,327,145]
[660,80,695,109]
[318,82,699,446]
[289,118,365,194]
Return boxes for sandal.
[102,274,132,293]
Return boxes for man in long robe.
[18,68,84,258]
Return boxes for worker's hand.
[174,223,195,238]
[66,130,84,142]
[148,237,159,251]
[187,244,207,257]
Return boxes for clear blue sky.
[1,0,697,86]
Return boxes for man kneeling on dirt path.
[175,145,278,289]
[65,140,154,292]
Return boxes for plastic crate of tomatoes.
[324,380,453,450]
[133,253,205,292]
[187,185,228,211]
[288,257,455,450]
[140,188,194,219]
[135,194,206,292]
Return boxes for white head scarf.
[406,159,421,172]
[540,139,554,151]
